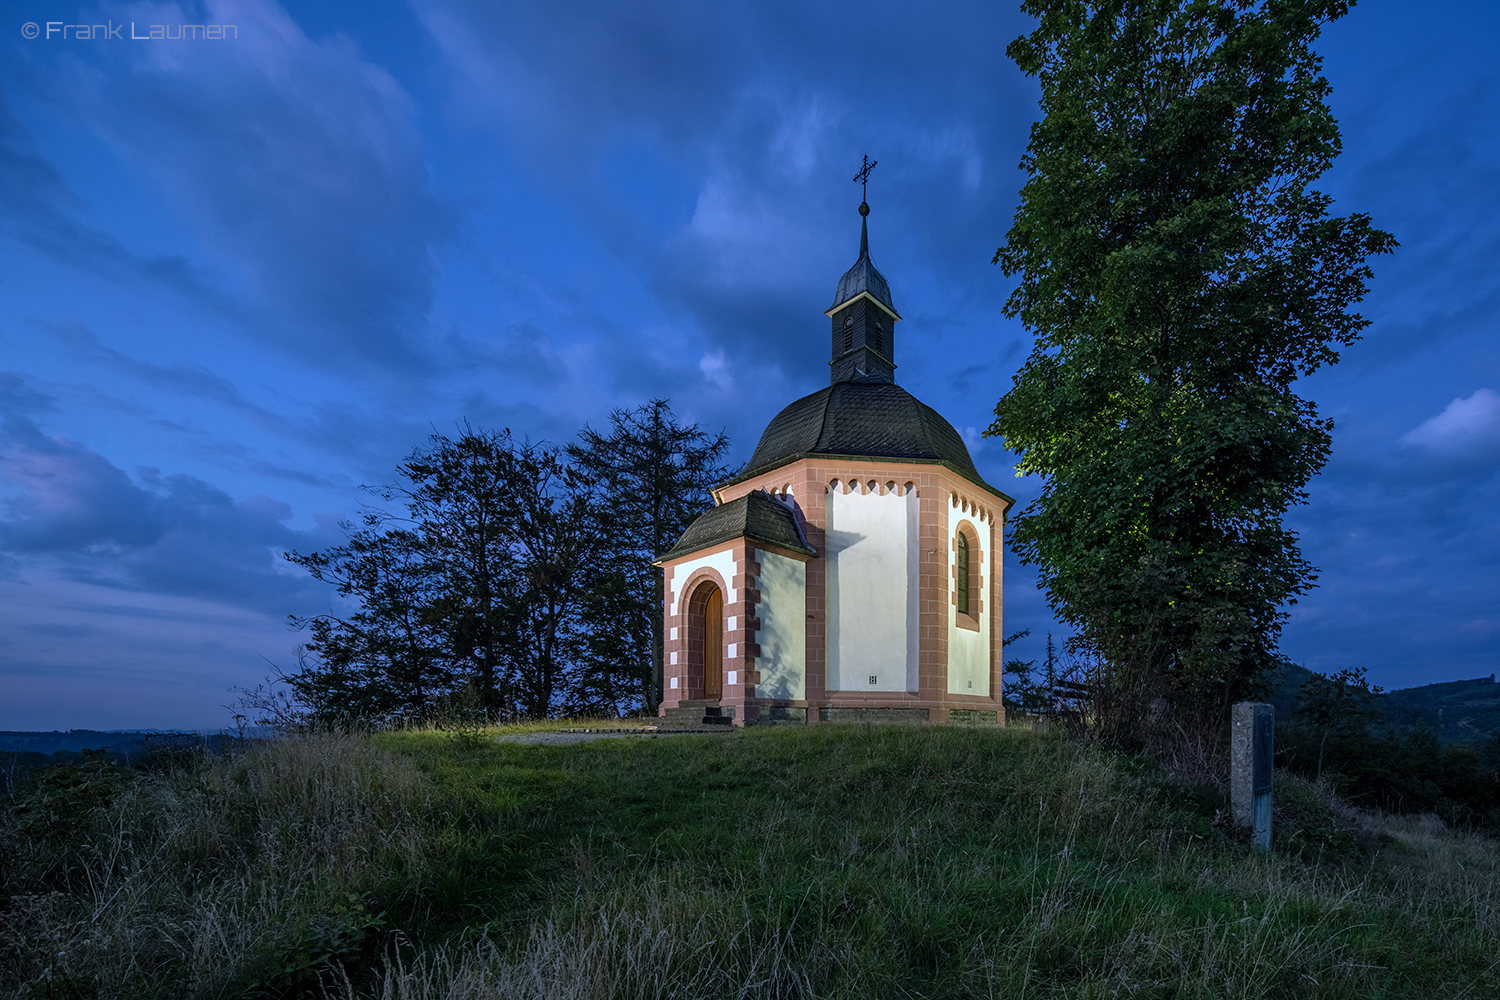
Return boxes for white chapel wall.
[753,549,806,701]
[826,481,920,693]
[667,548,737,617]
[947,499,991,696]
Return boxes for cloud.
[68,0,452,371]
[1400,388,1500,456]
[1276,387,1500,687]
[39,319,289,423]
[0,372,56,416]
[418,0,1028,168]
[416,0,1031,379]
[441,321,569,388]
[0,89,234,311]
[0,415,164,554]
[0,410,337,614]
[1328,73,1500,370]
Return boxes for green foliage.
[1280,717,1500,827]
[246,894,387,997]
[1267,666,1500,827]
[285,427,606,720]
[1272,771,1363,861]
[282,403,728,725]
[565,399,733,715]
[1379,674,1500,737]
[1295,666,1384,779]
[10,749,125,834]
[1000,628,1049,714]
[0,732,438,999]
[990,0,1397,736]
[8,749,132,889]
[284,428,524,723]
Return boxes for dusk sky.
[1,0,1496,730]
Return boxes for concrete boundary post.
[1231,702,1274,852]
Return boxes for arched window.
[955,533,970,615]
[872,321,883,354]
[843,315,854,353]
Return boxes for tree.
[391,428,523,715]
[989,0,1395,738]
[1001,628,1045,715]
[1295,665,1384,780]
[284,523,452,724]
[285,429,601,722]
[566,399,733,713]
[500,442,600,717]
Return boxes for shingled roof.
[657,489,817,563]
[829,216,898,317]
[723,378,1007,498]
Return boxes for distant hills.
[5,673,1499,754]
[1264,667,1500,743]
[1380,675,1500,741]
[0,729,201,756]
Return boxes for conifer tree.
[567,400,732,713]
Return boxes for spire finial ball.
[859,201,870,217]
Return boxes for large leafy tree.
[286,430,601,722]
[282,405,728,723]
[500,443,600,717]
[283,524,451,722]
[990,0,1395,736]
[566,399,732,714]
[392,428,523,715]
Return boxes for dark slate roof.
[727,379,1010,501]
[658,489,817,563]
[829,218,898,316]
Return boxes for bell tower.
[827,158,900,384]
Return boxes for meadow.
[2,723,1498,999]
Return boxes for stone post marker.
[1231,702,1274,852]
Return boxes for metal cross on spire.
[854,154,878,207]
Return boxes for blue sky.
[0,0,1495,730]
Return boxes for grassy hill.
[3,724,1499,998]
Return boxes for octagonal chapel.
[656,203,1015,727]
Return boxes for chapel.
[656,196,1015,727]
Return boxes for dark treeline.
[1007,646,1500,829]
[1277,667,1500,828]
[274,399,733,724]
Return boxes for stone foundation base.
[818,707,930,725]
[1005,712,1055,732]
[948,709,998,726]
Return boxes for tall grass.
[1,731,443,997]
[4,725,1498,999]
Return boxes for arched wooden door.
[703,586,723,700]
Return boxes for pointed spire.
[830,198,896,317]
[827,186,900,386]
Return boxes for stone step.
[661,702,735,727]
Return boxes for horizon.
[2,0,1497,730]
[5,669,1499,742]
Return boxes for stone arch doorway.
[688,581,725,700]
